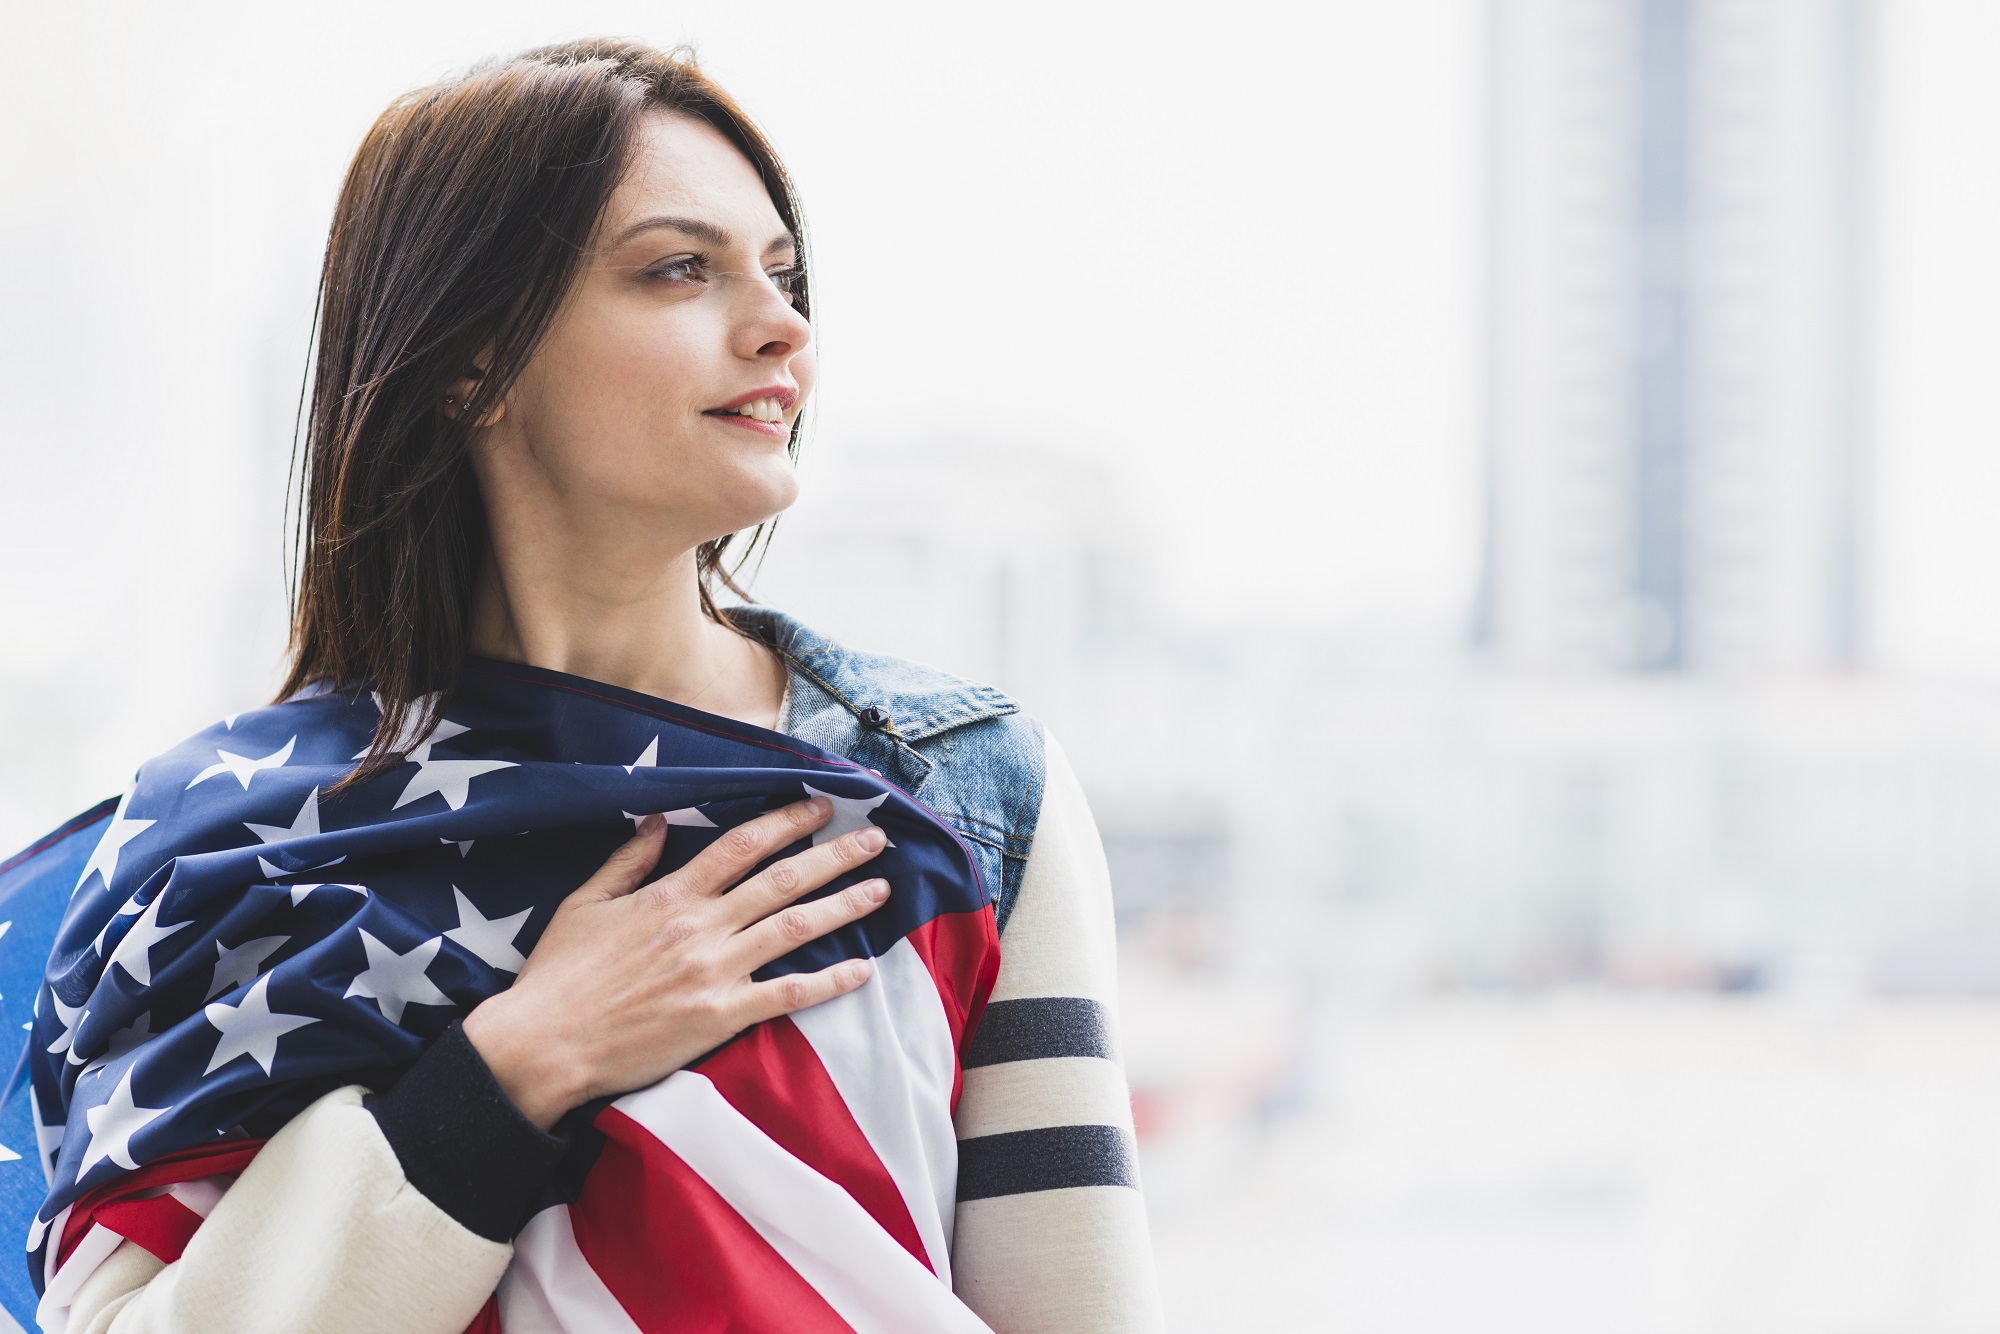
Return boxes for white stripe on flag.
[615,1071,993,1334]
[34,1204,70,1286]
[497,1203,644,1334]
[36,1220,120,1334]
[790,936,960,1278]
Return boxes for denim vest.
[724,605,1046,934]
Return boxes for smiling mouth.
[703,397,787,424]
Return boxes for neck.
[465,532,785,731]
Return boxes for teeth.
[733,398,783,423]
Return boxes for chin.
[703,472,800,538]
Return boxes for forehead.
[604,110,784,234]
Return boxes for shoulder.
[724,604,1039,772]
[134,684,377,789]
[727,605,1049,927]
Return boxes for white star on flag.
[74,790,154,895]
[625,737,659,773]
[204,975,318,1076]
[205,934,291,1000]
[355,692,462,762]
[107,895,193,987]
[245,788,347,876]
[288,882,370,908]
[392,758,517,812]
[350,695,519,812]
[260,854,346,880]
[440,837,475,857]
[77,1068,169,1179]
[187,736,297,790]
[445,887,531,973]
[344,931,452,1025]
[623,806,718,832]
[801,783,894,848]
[64,1024,91,1067]
[45,995,85,1058]
[91,892,149,957]
[80,1013,155,1082]
[245,787,323,845]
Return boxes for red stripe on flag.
[904,908,1001,1110]
[571,1104,855,1333]
[93,1195,203,1265]
[58,1137,265,1269]
[462,1296,502,1334]
[694,1015,931,1270]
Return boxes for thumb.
[564,814,667,907]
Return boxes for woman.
[28,37,1159,1334]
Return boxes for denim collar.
[722,604,1019,743]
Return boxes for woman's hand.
[461,795,887,1129]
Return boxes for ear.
[443,359,507,428]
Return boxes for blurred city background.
[6,1,2000,1329]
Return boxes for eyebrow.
[609,214,798,256]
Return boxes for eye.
[767,264,806,307]
[643,255,706,287]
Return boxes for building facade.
[1478,0,1873,675]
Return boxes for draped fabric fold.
[4,657,1000,1332]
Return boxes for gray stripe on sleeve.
[956,1123,1138,1200]
[965,996,1113,1068]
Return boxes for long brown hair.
[276,39,809,797]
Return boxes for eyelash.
[643,255,806,306]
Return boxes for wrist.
[462,994,587,1131]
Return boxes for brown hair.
[275,39,808,797]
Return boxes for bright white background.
[5,1,1999,819]
[8,4,2000,1331]
[1,0,1483,825]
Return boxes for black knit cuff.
[364,1020,572,1242]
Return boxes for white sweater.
[61,732,1163,1334]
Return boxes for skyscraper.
[1477,0,1872,675]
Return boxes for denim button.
[859,706,891,730]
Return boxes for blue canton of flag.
[0,656,990,1327]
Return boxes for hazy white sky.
[1,0,1997,839]
[1875,0,2000,673]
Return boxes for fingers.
[729,876,891,971]
[740,956,877,1028]
[564,814,667,907]
[661,797,833,902]
[714,824,889,929]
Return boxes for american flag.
[0,658,1001,1332]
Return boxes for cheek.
[522,317,709,474]
[517,312,798,523]
[579,316,708,422]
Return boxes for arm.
[66,1023,558,1334]
[950,728,1165,1334]
[62,796,889,1333]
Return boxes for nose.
[730,273,812,362]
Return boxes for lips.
[705,385,798,414]
[708,396,787,424]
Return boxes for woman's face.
[474,110,815,550]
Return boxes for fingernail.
[806,796,832,816]
[862,878,889,903]
[853,827,886,851]
[640,813,664,835]
[845,959,875,984]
